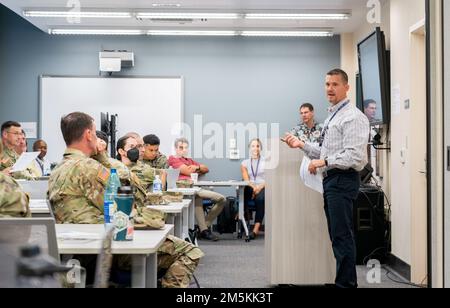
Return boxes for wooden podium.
[265,139,336,285]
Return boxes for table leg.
[145,254,158,288]
[188,195,195,231]
[174,214,183,238]
[132,255,146,288]
[238,186,249,240]
[182,206,189,241]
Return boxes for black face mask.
[127,148,140,163]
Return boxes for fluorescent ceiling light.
[137,13,240,19]
[151,3,181,8]
[49,29,143,35]
[241,31,334,37]
[148,30,237,36]
[24,11,131,18]
[48,29,333,37]
[245,13,350,20]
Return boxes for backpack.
[216,197,238,234]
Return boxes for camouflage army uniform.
[49,149,203,288]
[143,153,169,170]
[129,161,157,190]
[0,145,35,180]
[0,172,31,218]
[290,122,323,143]
[48,148,110,224]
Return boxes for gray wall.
[0,4,340,186]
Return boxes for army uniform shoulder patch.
[97,166,110,185]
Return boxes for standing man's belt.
[323,168,357,179]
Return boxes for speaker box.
[353,185,387,265]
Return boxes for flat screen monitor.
[357,27,390,126]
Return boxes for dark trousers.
[244,186,265,224]
[323,171,360,288]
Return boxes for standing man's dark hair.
[143,134,161,146]
[363,99,377,109]
[327,68,349,84]
[300,103,314,112]
[1,121,21,135]
[60,112,95,146]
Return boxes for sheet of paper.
[29,199,49,209]
[57,232,103,241]
[299,157,324,194]
[11,152,40,173]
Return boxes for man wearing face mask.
[116,136,157,190]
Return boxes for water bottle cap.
[20,245,41,258]
[111,169,117,174]
[117,186,133,195]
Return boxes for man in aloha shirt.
[290,103,323,143]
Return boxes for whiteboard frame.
[38,75,184,159]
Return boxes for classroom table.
[56,224,173,288]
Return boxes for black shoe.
[249,232,256,240]
[199,229,219,241]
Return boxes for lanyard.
[36,158,44,173]
[251,158,261,182]
[319,101,349,146]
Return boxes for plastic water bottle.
[153,175,163,194]
[104,169,121,227]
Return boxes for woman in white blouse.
[241,139,265,239]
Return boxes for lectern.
[265,139,336,285]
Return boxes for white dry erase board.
[40,76,184,164]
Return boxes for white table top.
[29,199,51,214]
[147,199,191,213]
[56,224,173,255]
[195,181,249,187]
[167,187,201,195]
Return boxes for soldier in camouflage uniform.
[1,121,37,180]
[0,140,31,218]
[290,103,323,144]
[96,132,182,206]
[142,134,169,170]
[48,114,202,288]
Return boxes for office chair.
[0,218,59,288]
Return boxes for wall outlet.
[230,138,237,149]
[230,149,240,160]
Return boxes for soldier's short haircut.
[300,103,314,112]
[364,99,377,109]
[96,131,109,144]
[143,134,160,146]
[32,139,46,152]
[60,112,95,146]
[327,68,349,84]
[174,137,189,148]
[124,132,141,140]
[1,121,21,135]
